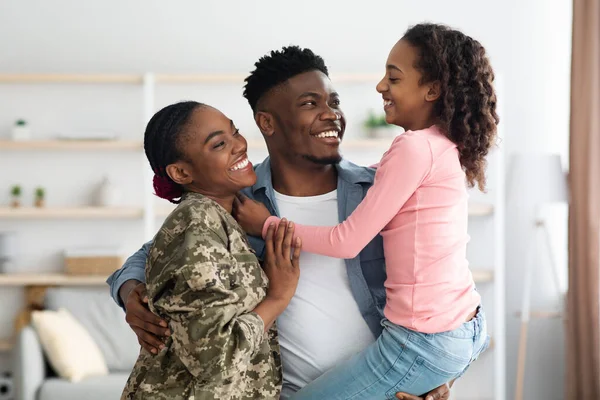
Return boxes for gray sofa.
[13,287,140,400]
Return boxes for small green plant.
[15,119,26,126]
[34,187,45,207]
[11,185,21,197]
[35,187,45,199]
[10,185,22,207]
[364,111,390,129]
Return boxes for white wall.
[0,1,572,398]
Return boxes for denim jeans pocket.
[385,354,466,399]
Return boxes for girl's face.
[376,39,439,132]
[168,106,257,198]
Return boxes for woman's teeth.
[230,157,249,171]
[315,130,339,138]
[384,100,393,107]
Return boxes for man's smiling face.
[261,70,346,165]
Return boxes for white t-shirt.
[274,190,376,399]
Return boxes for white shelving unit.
[0,138,395,151]
[0,273,109,286]
[0,207,143,219]
[0,73,506,399]
[0,139,142,151]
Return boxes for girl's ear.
[425,81,442,102]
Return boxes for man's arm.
[106,241,170,354]
[106,241,151,309]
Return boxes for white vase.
[96,177,122,207]
[0,231,17,273]
[11,125,31,141]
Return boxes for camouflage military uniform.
[121,192,282,400]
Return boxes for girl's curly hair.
[403,23,499,191]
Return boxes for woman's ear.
[166,162,193,185]
[425,81,442,103]
[256,112,275,137]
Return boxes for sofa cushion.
[31,308,109,382]
[38,373,129,400]
[44,287,139,372]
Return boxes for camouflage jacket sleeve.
[151,221,267,382]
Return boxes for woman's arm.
[263,134,433,259]
[151,219,297,380]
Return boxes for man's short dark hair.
[243,45,329,113]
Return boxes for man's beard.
[302,154,342,165]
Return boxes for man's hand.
[232,193,273,237]
[121,280,170,354]
[396,382,452,400]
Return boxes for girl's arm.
[263,133,433,259]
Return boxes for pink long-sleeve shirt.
[263,126,481,333]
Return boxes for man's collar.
[252,157,273,193]
[251,156,375,195]
[336,159,376,185]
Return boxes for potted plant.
[34,187,45,208]
[11,119,31,141]
[10,185,22,208]
[364,111,398,138]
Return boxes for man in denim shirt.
[108,46,451,400]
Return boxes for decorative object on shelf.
[34,187,45,208]
[94,176,122,207]
[508,153,569,400]
[364,111,400,139]
[63,247,123,276]
[10,185,21,208]
[0,371,13,400]
[0,231,17,273]
[11,119,31,141]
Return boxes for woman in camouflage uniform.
[122,101,301,400]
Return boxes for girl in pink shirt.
[236,23,498,398]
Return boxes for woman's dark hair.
[144,101,205,204]
[403,23,499,191]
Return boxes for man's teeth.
[315,130,339,138]
[384,100,393,107]
[230,157,249,171]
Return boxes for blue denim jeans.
[291,308,489,399]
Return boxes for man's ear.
[166,162,193,185]
[425,80,442,103]
[256,111,275,137]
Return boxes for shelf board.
[0,74,142,84]
[0,73,381,85]
[0,139,392,151]
[0,207,143,219]
[0,140,142,151]
[0,138,400,152]
[159,202,493,218]
[472,269,494,283]
[514,311,562,319]
[0,338,13,352]
[468,202,494,216]
[0,273,109,286]
[0,203,491,221]
[0,138,504,153]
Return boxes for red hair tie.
[153,174,183,203]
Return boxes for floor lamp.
[509,154,569,400]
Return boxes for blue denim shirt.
[107,157,387,337]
